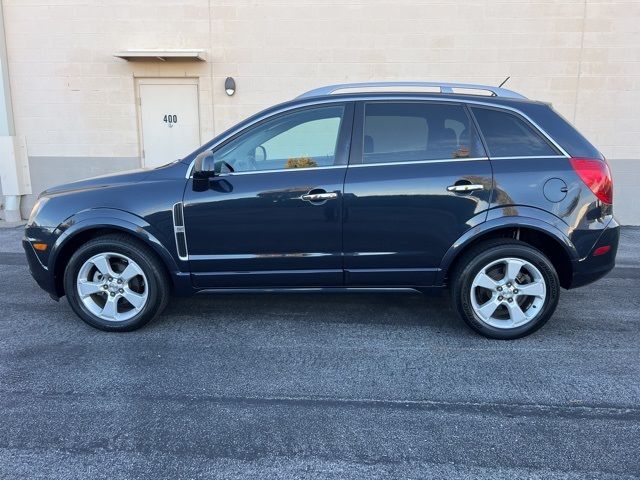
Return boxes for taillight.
[593,245,611,256]
[569,157,613,204]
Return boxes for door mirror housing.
[193,150,216,178]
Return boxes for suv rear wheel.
[451,239,560,339]
[63,234,170,331]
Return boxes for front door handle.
[447,183,484,193]
[301,191,338,202]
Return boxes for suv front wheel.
[451,239,560,339]
[63,234,170,331]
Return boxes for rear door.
[343,100,492,287]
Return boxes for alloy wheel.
[469,257,547,329]
[76,252,149,322]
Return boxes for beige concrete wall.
[2,0,639,223]
[3,0,214,158]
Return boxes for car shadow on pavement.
[156,291,465,331]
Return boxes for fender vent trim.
[172,202,188,261]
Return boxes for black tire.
[63,234,170,331]
[450,239,560,340]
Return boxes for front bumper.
[23,238,59,300]
[568,218,620,289]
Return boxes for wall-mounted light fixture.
[225,77,236,96]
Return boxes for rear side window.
[471,107,559,158]
[362,102,484,164]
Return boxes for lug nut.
[108,277,113,282]
[117,278,123,284]
[118,288,124,293]
[497,286,503,292]
[507,298,513,303]
[109,292,115,297]
[514,289,519,294]
[102,284,108,290]
[498,296,504,301]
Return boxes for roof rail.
[296,81,527,100]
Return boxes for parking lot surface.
[1,227,639,479]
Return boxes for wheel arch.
[439,217,577,289]
[48,210,181,298]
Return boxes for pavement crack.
[2,389,639,421]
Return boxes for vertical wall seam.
[0,0,16,136]
[208,0,215,139]
[572,0,588,124]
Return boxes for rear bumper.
[568,218,620,289]
[23,238,60,300]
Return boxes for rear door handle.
[447,184,484,193]
[301,191,338,202]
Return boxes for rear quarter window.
[515,102,603,159]
[471,107,559,158]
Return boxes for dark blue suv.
[23,82,619,339]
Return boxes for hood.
[41,168,153,197]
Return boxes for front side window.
[362,102,483,164]
[471,107,559,157]
[211,105,345,173]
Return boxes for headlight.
[27,197,49,226]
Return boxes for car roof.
[297,81,526,99]
[261,92,545,122]
[289,91,542,107]
[285,81,546,109]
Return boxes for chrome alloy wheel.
[76,252,149,322]
[470,257,547,329]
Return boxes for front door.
[138,79,201,168]
[183,103,353,288]
[343,101,492,287]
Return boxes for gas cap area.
[543,178,568,203]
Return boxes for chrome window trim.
[350,157,489,168]
[212,164,346,178]
[490,155,567,160]
[186,94,569,178]
[186,160,195,178]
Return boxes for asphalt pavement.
[0,226,638,479]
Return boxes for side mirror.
[193,150,216,178]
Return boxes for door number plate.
[163,114,178,128]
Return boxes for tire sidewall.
[64,238,164,331]
[456,245,560,339]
